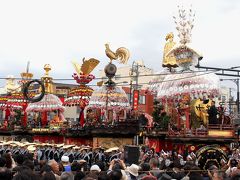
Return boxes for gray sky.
[0,0,240,87]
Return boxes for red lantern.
[133,90,139,110]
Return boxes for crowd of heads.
[1,140,240,179]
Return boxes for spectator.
[74,171,85,180]
[125,164,139,180]
[149,158,162,179]
[61,156,71,172]
[138,163,151,179]
[109,169,122,180]
[13,168,40,180]
[71,161,81,173]
[14,154,25,166]
[23,159,35,171]
[42,171,57,180]
[60,171,74,180]
[48,159,61,178]
[97,172,110,180]
[41,165,53,176]
[3,153,14,169]
[0,157,6,167]
[0,168,12,180]
[90,164,101,174]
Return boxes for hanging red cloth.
[5,108,10,121]
[79,108,84,127]
[41,112,48,127]
[22,103,27,127]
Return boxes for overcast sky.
[0,0,240,87]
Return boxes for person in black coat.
[207,101,218,124]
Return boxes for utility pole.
[220,79,239,114]
[229,88,233,113]
[129,61,140,106]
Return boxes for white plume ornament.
[173,5,195,45]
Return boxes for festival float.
[147,6,236,153]
[86,44,131,125]
[6,65,36,130]
[0,73,32,131]
[26,64,65,141]
[63,58,99,127]
[82,44,139,148]
[0,95,11,130]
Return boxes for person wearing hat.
[90,164,101,173]
[11,144,19,155]
[59,145,65,160]
[73,146,81,161]
[53,146,60,162]
[0,143,4,155]
[4,144,11,154]
[61,155,71,172]
[125,164,139,180]
[48,145,55,160]
[87,146,93,166]
[80,148,90,165]
[109,148,121,163]
[62,145,72,156]
[19,144,28,155]
[39,144,46,160]
[44,144,51,160]
[36,144,42,161]
[93,147,105,164]
[63,145,75,163]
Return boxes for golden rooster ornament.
[105,43,130,64]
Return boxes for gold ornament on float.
[105,43,130,64]
[162,32,178,69]
[72,57,100,75]
[193,99,212,125]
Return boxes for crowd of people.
[0,140,240,179]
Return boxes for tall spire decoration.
[173,5,195,45]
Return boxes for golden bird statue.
[105,43,130,64]
[72,57,99,75]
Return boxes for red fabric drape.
[79,108,84,127]
[148,138,160,152]
[41,112,48,127]
[33,135,64,143]
[185,108,190,129]
[5,108,10,121]
[22,104,27,127]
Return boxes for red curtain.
[148,138,160,152]
[22,104,27,127]
[41,112,48,127]
[5,108,10,121]
[79,108,84,127]
[33,135,64,143]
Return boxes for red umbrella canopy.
[26,94,65,112]
[63,85,93,108]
